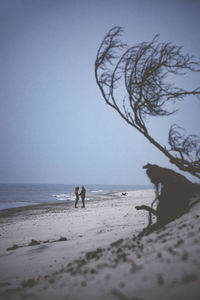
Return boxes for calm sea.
[0,184,152,210]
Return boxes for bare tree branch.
[95,27,200,178]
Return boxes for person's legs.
[75,195,79,208]
[81,196,85,208]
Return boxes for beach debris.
[6,244,21,251]
[57,236,67,242]
[85,248,104,261]
[110,239,124,248]
[6,236,68,251]
[21,278,38,288]
[29,239,41,246]
[111,288,143,300]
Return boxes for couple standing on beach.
[74,186,86,208]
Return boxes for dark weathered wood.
[136,164,200,235]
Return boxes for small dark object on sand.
[29,239,41,246]
[6,244,20,251]
[57,237,67,242]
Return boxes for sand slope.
[0,189,200,300]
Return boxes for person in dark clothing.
[74,186,79,208]
[80,186,86,208]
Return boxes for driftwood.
[136,164,200,235]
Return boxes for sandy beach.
[0,189,200,300]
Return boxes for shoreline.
[0,189,153,220]
[0,184,153,211]
[0,189,199,300]
[0,190,126,218]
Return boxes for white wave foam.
[52,193,74,201]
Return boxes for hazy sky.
[0,0,200,184]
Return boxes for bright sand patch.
[0,189,200,300]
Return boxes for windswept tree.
[95,27,200,179]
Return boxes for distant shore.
[0,189,199,300]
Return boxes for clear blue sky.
[0,0,200,184]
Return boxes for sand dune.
[0,189,199,300]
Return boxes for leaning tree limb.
[95,27,200,178]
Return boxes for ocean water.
[0,184,152,210]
